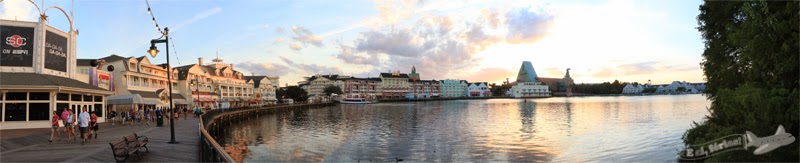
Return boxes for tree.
[676,87,687,92]
[323,85,343,96]
[490,84,512,96]
[682,1,798,161]
[642,87,657,93]
[281,86,308,102]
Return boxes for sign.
[44,31,68,72]
[1,26,35,67]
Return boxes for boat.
[338,97,376,104]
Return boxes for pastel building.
[468,82,492,97]
[439,79,468,98]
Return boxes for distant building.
[509,61,553,98]
[440,79,468,98]
[380,71,410,99]
[622,84,644,94]
[468,82,492,97]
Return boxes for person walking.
[78,107,90,145]
[109,110,116,125]
[50,111,61,142]
[129,109,136,125]
[145,107,151,126]
[60,108,70,141]
[138,108,144,124]
[121,110,127,125]
[89,111,98,139]
[67,109,77,142]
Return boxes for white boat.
[338,97,376,104]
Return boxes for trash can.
[157,114,163,127]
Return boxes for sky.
[1,0,706,86]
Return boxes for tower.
[516,61,539,83]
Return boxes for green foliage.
[279,86,308,102]
[490,83,512,96]
[323,85,343,96]
[677,87,687,92]
[683,1,798,161]
[573,80,627,94]
[642,87,657,93]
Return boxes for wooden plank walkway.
[1,116,200,162]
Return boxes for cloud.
[544,67,566,77]
[273,37,285,44]
[279,56,342,74]
[335,44,380,65]
[171,7,223,32]
[354,29,427,57]
[0,0,38,21]
[235,62,291,76]
[288,42,302,51]
[463,67,514,83]
[592,67,615,78]
[289,26,324,50]
[482,9,504,29]
[618,61,659,75]
[505,7,554,44]
[275,27,285,34]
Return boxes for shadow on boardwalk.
[1,116,200,162]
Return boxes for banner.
[45,31,68,72]
[1,26,35,67]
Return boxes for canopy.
[143,99,164,105]
[172,99,192,105]
[106,94,144,105]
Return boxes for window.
[57,93,69,101]
[83,95,92,102]
[71,94,82,101]
[29,92,49,101]
[56,103,69,115]
[4,103,26,121]
[94,104,103,117]
[94,96,102,102]
[6,92,26,101]
[29,103,49,120]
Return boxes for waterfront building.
[622,84,645,94]
[380,71,410,99]
[301,74,347,97]
[508,61,552,98]
[439,79,468,98]
[468,82,492,97]
[244,76,280,104]
[1,19,113,129]
[198,57,254,108]
[341,77,382,99]
[100,54,192,111]
[174,58,217,109]
[410,79,440,98]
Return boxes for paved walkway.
[1,116,200,162]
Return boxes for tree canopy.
[682,1,798,161]
[277,86,308,102]
[323,85,343,96]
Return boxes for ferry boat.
[338,97,376,104]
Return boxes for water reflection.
[221,94,710,162]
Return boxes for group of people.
[106,106,194,126]
[50,106,98,145]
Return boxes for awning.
[173,99,192,105]
[143,99,164,105]
[106,94,144,105]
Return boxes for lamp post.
[192,79,200,109]
[147,28,178,144]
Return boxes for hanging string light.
[171,37,180,65]
[145,0,165,36]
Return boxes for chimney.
[198,57,204,65]
[230,64,234,70]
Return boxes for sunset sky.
[1,0,705,86]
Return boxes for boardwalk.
[1,116,200,162]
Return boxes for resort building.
[622,84,645,94]
[468,82,492,97]
[244,75,280,104]
[101,55,191,111]
[1,19,113,129]
[380,71,410,99]
[341,77,382,99]
[197,57,254,108]
[439,79,468,98]
[508,61,552,98]
[301,74,347,97]
[410,80,440,98]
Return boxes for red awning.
[470,92,480,95]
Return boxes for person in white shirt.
[78,107,90,145]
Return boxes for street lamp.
[147,27,178,144]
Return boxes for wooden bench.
[108,133,149,162]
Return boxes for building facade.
[439,79,468,98]
[380,72,410,99]
[1,19,112,129]
[468,82,491,97]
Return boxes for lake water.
[220,94,711,162]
